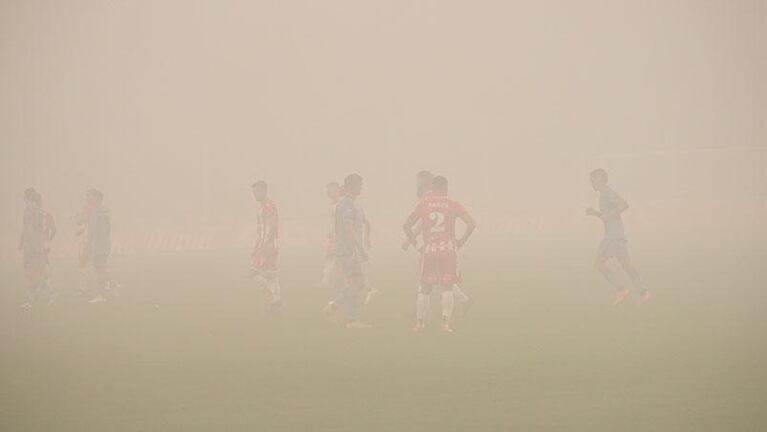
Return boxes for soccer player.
[18,188,56,309]
[403,175,476,332]
[81,189,116,303]
[586,169,650,305]
[403,171,474,316]
[251,181,282,312]
[325,174,371,329]
[321,181,341,288]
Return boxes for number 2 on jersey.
[429,211,446,233]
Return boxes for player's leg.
[616,255,650,304]
[440,285,455,332]
[88,255,111,303]
[362,261,378,305]
[414,284,431,332]
[595,253,629,305]
[343,258,371,328]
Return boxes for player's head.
[590,169,608,191]
[416,170,434,198]
[24,187,38,204]
[87,188,104,205]
[343,173,363,198]
[325,181,341,201]
[432,175,448,195]
[251,180,268,201]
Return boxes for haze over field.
[1,0,765,256]
[0,1,765,431]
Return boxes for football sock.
[442,289,455,321]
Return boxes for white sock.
[267,279,281,303]
[416,293,430,322]
[442,290,455,321]
[453,284,469,303]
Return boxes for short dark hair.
[344,173,362,187]
[252,180,268,189]
[417,170,434,181]
[432,175,448,193]
[590,169,608,182]
[87,189,104,203]
[24,187,37,201]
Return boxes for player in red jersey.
[403,176,476,332]
[251,181,282,312]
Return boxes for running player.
[403,176,476,332]
[81,189,116,303]
[251,181,282,313]
[325,174,371,329]
[18,188,56,309]
[586,169,650,305]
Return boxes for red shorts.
[252,246,279,273]
[420,247,460,287]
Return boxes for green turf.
[1,243,765,431]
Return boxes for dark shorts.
[597,238,629,259]
[335,255,362,278]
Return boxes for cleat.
[613,289,630,306]
[364,289,379,305]
[88,295,107,304]
[440,323,454,333]
[412,322,425,333]
[323,301,337,320]
[638,291,652,305]
[345,321,372,329]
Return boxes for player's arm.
[263,210,278,246]
[47,214,57,241]
[363,214,371,250]
[18,214,25,251]
[401,221,422,250]
[456,211,476,249]
[341,213,366,260]
[402,211,421,250]
[252,219,264,256]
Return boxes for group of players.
[18,188,117,309]
[18,169,649,331]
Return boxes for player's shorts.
[420,248,460,288]
[251,247,279,274]
[335,254,362,278]
[597,238,629,259]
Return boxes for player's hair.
[24,187,38,201]
[590,168,608,182]
[252,180,268,190]
[416,170,434,181]
[344,173,362,187]
[432,175,448,193]
[87,189,104,203]
[326,181,340,189]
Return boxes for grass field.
[1,242,765,431]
